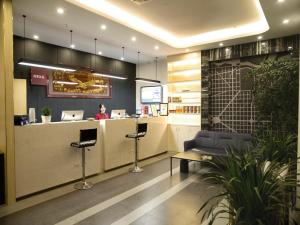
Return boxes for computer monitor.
[111,109,126,119]
[61,110,84,121]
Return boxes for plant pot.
[41,115,51,124]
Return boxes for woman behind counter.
[95,104,110,120]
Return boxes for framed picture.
[160,103,168,116]
[47,70,111,98]
[150,104,158,117]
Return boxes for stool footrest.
[74,181,93,190]
[130,166,144,173]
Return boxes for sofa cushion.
[214,132,236,150]
[195,130,210,138]
[195,136,215,148]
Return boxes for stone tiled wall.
[201,34,299,133]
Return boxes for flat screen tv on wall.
[140,86,162,104]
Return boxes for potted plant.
[199,146,299,225]
[41,107,52,123]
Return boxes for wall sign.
[159,103,168,116]
[47,70,111,99]
[31,68,49,85]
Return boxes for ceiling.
[12,0,300,63]
[66,0,269,47]
[107,0,259,38]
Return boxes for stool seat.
[126,132,146,139]
[71,140,96,148]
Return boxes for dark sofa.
[180,131,252,172]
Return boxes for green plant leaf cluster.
[255,132,297,165]
[41,107,52,116]
[249,57,299,134]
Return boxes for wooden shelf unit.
[167,52,201,126]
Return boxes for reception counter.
[101,117,168,170]
[14,117,168,198]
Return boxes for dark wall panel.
[13,36,136,122]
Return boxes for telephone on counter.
[14,115,29,126]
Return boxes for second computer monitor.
[111,109,126,119]
[61,110,84,121]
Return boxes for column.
[0,0,15,205]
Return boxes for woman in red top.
[95,104,110,120]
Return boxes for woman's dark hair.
[99,104,106,114]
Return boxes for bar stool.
[126,123,147,173]
[71,128,97,190]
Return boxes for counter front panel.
[15,121,102,198]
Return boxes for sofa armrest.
[184,139,196,151]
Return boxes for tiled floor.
[0,158,221,225]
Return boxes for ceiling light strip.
[55,81,78,85]
[92,84,109,87]
[93,72,127,80]
[18,59,76,72]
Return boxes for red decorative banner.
[31,68,49,85]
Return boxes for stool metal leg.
[74,147,93,190]
[130,138,143,173]
[170,157,173,176]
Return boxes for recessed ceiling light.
[257,35,263,40]
[131,36,136,42]
[57,8,64,14]
[70,44,75,49]
[219,43,224,47]
[101,24,107,30]
[33,35,39,40]
[154,45,159,50]
[282,19,290,24]
[278,0,285,3]
[98,51,102,55]
[120,57,124,61]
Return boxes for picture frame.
[150,104,158,117]
[47,71,112,99]
[159,103,168,116]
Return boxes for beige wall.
[136,58,168,111]
[13,79,27,115]
[0,0,15,205]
